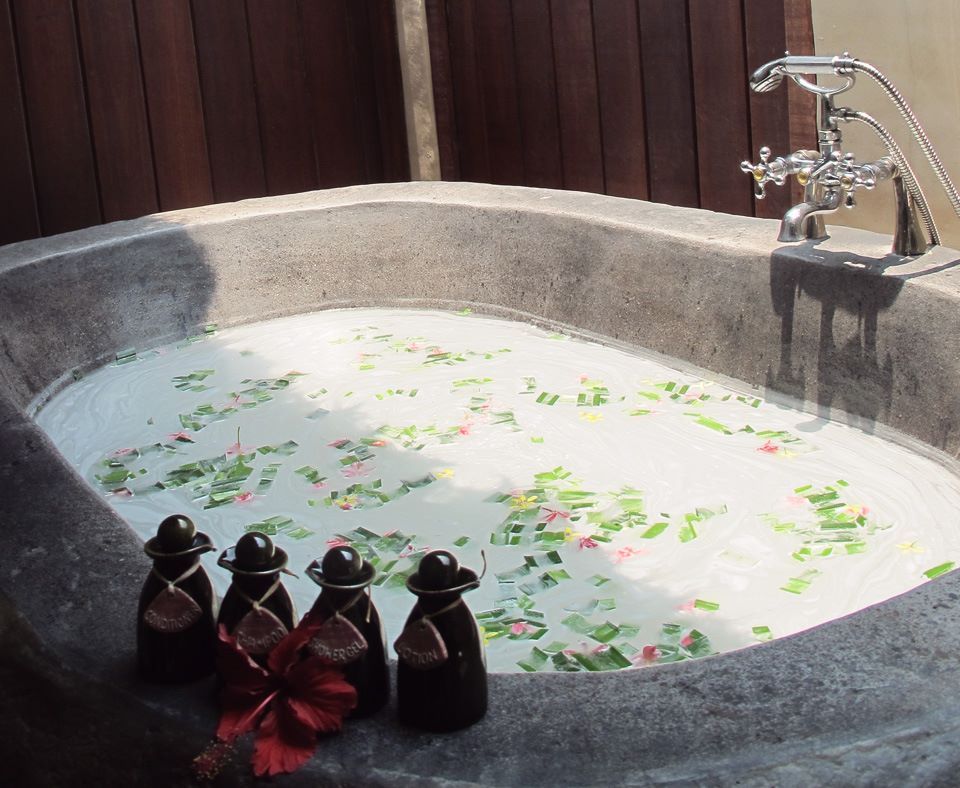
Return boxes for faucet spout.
[777,190,842,243]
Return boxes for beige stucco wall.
[811,0,960,249]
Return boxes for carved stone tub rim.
[2,181,960,786]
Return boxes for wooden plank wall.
[426,0,815,218]
[0,0,408,246]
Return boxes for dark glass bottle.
[396,550,487,732]
[137,514,217,683]
[216,532,296,662]
[302,546,389,717]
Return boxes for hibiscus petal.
[217,687,277,741]
[251,708,317,777]
[266,613,325,675]
[216,625,271,690]
[283,695,344,735]
[215,625,276,740]
[285,657,357,723]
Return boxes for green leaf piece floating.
[564,599,599,615]
[256,463,281,493]
[95,467,136,486]
[517,647,549,673]
[295,465,326,485]
[694,599,719,612]
[569,646,632,672]
[781,569,821,594]
[560,613,594,635]
[685,413,733,435]
[589,622,621,644]
[244,515,312,540]
[923,561,956,580]
[640,522,669,539]
[530,436,545,444]
[453,377,494,388]
[453,536,471,547]
[588,574,611,587]
[172,369,216,392]
[752,625,773,642]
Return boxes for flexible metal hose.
[837,108,940,245]
[847,60,960,219]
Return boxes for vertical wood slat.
[245,0,317,196]
[636,0,699,208]
[744,0,792,220]
[299,0,366,188]
[785,0,817,205]
[472,0,524,185]
[191,0,266,203]
[550,0,604,193]
[424,0,460,180]
[75,0,157,223]
[688,0,754,216]
[344,1,386,183]
[134,0,212,210]
[0,0,39,244]
[593,0,648,200]
[365,0,410,182]
[13,0,101,235]
[510,0,562,190]
[445,0,491,182]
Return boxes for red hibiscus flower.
[208,623,357,777]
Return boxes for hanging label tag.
[143,586,202,633]
[394,618,448,670]
[234,607,288,655]
[307,613,368,665]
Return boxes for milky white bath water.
[35,308,960,672]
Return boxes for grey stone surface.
[1,182,960,785]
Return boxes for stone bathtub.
[2,182,960,786]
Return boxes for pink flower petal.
[578,536,598,550]
[680,634,695,648]
[757,440,780,454]
[613,546,646,563]
[167,431,194,443]
[234,492,254,503]
[110,447,137,457]
[342,462,370,478]
[640,645,660,662]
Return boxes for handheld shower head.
[749,54,858,96]
[750,61,787,93]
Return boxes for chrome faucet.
[742,54,960,257]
